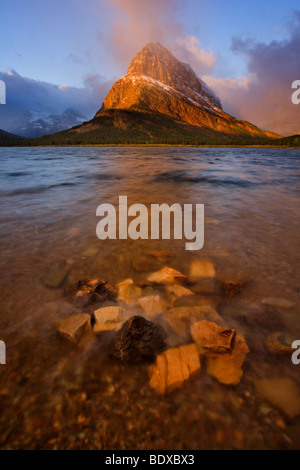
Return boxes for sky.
[0,0,299,135]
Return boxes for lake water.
[0,146,299,449]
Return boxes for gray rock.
[56,313,91,343]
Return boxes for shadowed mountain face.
[92,42,277,139]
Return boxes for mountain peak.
[92,43,277,141]
[125,42,222,110]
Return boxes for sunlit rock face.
[96,42,276,138]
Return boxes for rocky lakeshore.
[0,146,299,450]
[1,250,299,450]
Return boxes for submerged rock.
[147,267,188,285]
[42,265,69,288]
[191,278,219,296]
[264,332,294,355]
[191,320,236,354]
[149,343,201,395]
[82,246,99,257]
[164,305,223,339]
[138,295,169,316]
[93,306,124,335]
[116,279,142,306]
[221,281,242,297]
[112,315,166,362]
[55,313,91,343]
[205,334,249,385]
[146,251,174,262]
[255,378,300,419]
[261,297,295,309]
[66,279,117,306]
[190,260,216,280]
[165,284,195,300]
[132,256,160,272]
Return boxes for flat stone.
[190,260,216,280]
[112,315,166,362]
[147,267,188,285]
[191,320,236,354]
[138,295,169,316]
[149,343,201,395]
[164,305,223,338]
[172,293,220,309]
[56,313,91,343]
[205,335,249,385]
[93,306,124,335]
[42,266,69,288]
[82,246,99,257]
[116,279,142,305]
[261,297,295,309]
[165,284,195,300]
[255,378,300,419]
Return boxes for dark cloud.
[205,11,300,136]
[0,70,113,134]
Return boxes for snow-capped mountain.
[91,42,276,139]
[15,109,86,138]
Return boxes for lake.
[0,146,299,449]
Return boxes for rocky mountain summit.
[21,42,282,145]
[92,42,276,139]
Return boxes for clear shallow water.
[0,146,299,449]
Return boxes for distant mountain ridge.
[16,109,86,138]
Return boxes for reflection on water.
[0,146,299,449]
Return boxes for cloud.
[0,70,113,134]
[103,0,216,75]
[204,11,300,136]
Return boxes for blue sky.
[0,0,299,135]
[1,0,298,86]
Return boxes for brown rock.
[172,293,220,309]
[149,344,201,395]
[221,281,241,297]
[165,284,195,300]
[42,264,69,288]
[93,306,124,335]
[205,335,249,385]
[65,279,117,306]
[116,279,142,305]
[164,305,223,339]
[138,295,169,316]
[190,260,216,280]
[255,378,300,419]
[147,267,188,285]
[56,313,91,343]
[191,320,236,354]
